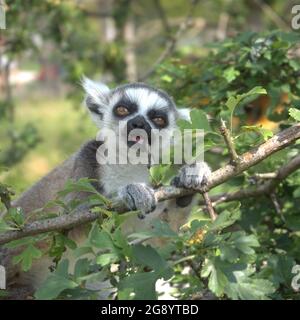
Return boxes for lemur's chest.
[98,164,150,196]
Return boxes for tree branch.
[0,123,299,245]
[201,154,300,206]
[202,192,218,221]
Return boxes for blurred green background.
[0,0,299,195]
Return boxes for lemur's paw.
[171,162,211,190]
[119,183,157,219]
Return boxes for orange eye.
[152,117,166,127]
[115,106,130,117]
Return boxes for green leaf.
[210,205,241,231]
[201,258,228,297]
[161,74,173,83]
[12,244,42,272]
[129,219,177,241]
[73,246,94,258]
[190,109,211,132]
[88,224,115,249]
[293,187,300,198]
[7,207,25,228]
[0,219,15,233]
[4,236,35,249]
[229,232,259,255]
[112,228,131,256]
[226,87,267,131]
[260,255,295,288]
[74,258,90,279]
[96,253,118,266]
[177,119,192,130]
[35,274,78,300]
[132,244,167,271]
[118,272,159,300]
[177,109,211,133]
[35,259,79,299]
[289,108,300,121]
[58,178,98,197]
[150,165,164,186]
[241,125,273,141]
[223,66,240,83]
[226,278,275,300]
[56,259,71,277]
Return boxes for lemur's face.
[83,78,188,148]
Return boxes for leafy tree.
[1,25,300,300]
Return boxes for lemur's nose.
[128,115,149,130]
[127,115,152,145]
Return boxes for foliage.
[154,31,300,128]
[1,30,300,300]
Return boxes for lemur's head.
[82,77,189,147]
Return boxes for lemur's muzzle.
[127,115,152,146]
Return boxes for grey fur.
[171,162,211,190]
[119,183,156,218]
[1,80,212,299]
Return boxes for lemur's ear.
[177,108,191,121]
[82,76,110,127]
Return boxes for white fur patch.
[82,77,110,106]
[177,108,191,121]
[125,88,167,114]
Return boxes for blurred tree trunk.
[123,17,137,82]
[97,0,137,82]
[98,0,117,43]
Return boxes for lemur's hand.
[171,162,211,190]
[118,183,157,219]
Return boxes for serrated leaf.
[223,66,240,83]
[129,219,177,241]
[132,244,167,271]
[35,274,78,300]
[226,278,275,300]
[210,206,241,231]
[201,258,228,297]
[88,224,115,249]
[190,109,211,132]
[118,272,161,300]
[230,232,259,255]
[58,178,98,198]
[12,244,42,272]
[289,108,300,121]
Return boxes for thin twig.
[220,119,240,165]
[202,192,217,221]
[270,192,284,222]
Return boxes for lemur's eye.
[115,106,130,117]
[152,117,166,127]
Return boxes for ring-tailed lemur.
[0,79,211,299]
